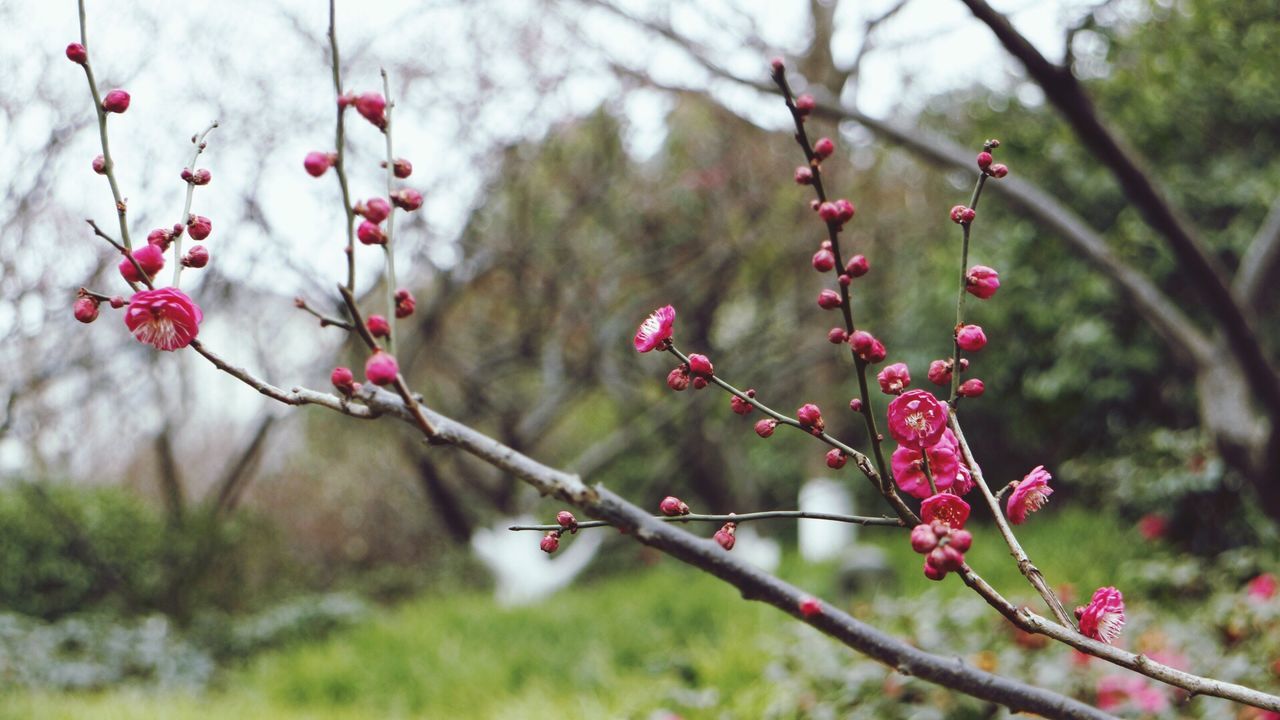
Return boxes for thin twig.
[328,0,358,292]
[380,68,398,354]
[294,296,353,329]
[950,172,988,404]
[510,510,907,532]
[173,121,219,287]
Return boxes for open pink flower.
[124,287,202,351]
[1007,465,1053,524]
[921,492,970,529]
[634,305,675,353]
[892,430,970,499]
[887,389,949,450]
[1076,586,1125,644]
[1246,573,1277,601]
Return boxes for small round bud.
[989,163,1009,179]
[817,289,841,310]
[364,350,399,385]
[391,188,424,211]
[666,367,690,391]
[730,393,754,415]
[394,288,416,318]
[391,158,413,178]
[927,359,953,386]
[754,418,777,438]
[691,376,708,390]
[331,366,355,395]
[817,202,840,222]
[361,198,392,224]
[834,199,855,223]
[950,205,976,224]
[73,296,100,323]
[556,510,577,531]
[92,154,106,175]
[191,168,212,185]
[965,265,1000,299]
[687,353,714,376]
[540,531,560,554]
[187,215,212,241]
[796,403,824,432]
[848,330,874,355]
[355,92,387,128]
[956,324,987,352]
[877,362,911,395]
[119,244,165,283]
[770,57,785,73]
[838,274,851,287]
[304,151,333,177]
[182,244,209,268]
[714,523,736,551]
[102,89,131,113]
[357,220,387,245]
[108,296,125,309]
[660,496,690,516]
[809,199,820,212]
[66,42,88,64]
[813,137,834,160]
[826,327,847,344]
[794,166,814,185]
[910,524,939,554]
[922,559,947,581]
[147,227,173,250]
[825,448,847,469]
[848,397,863,412]
[866,339,887,364]
[798,597,821,618]
[812,248,835,272]
[948,529,973,553]
[844,254,869,277]
[958,378,985,397]
[794,94,815,114]
[367,314,391,338]
[976,151,993,170]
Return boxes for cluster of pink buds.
[911,520,973,581]
[180,167,212,186]
[848,330,887,364]
[976,140,1009,179]
[539,510,580,554]
[796,403,825,434]
[729,389,755,415]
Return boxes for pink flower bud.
[929,544,965,572]
[817,202,840,222]
[556,510,577,531]
[392,188,423,211]
[949,205,976,224]
[844,254,869,277]
[956,324,987,352]
[849,330,874,355]
[692,376,708,390]
[367,314,391,338]
[357,220,386,245]
[364,350,399,385]
[817,289,842,310]
[965,265,1000,299]
[304,151,333,177]
[813,137,834,160]
[180,168,193,182]
[102,89,131,113]
[754,418,777,438]
[355,92,387,128]
[687,353,714,376]
[109,296,125,309]
[825,448,846,469]
[927,359,953,386]
[948,528,973,553]
[714,523,736,551]
[540,531,560,554]
[877,362,911,395]
[92,155,106,174]
[794,95,815,114]
[834,199,855,223]
[989,163,1009,179]
[827,327,847,344]
[910,524,938,553]
[361,198,392,224]
[187,215,212,241]
[73,296,99,323]
[793,166,813,185]
[796,403,824,432]
[119,243,165,282]
[812,248,835,272]
[922,559,947,581]
[866,339,887,364]
[666,367,690,391]
[770,57,785,73]
[849,398,863,412]
[66,42,88,64]
[182,244,209,268]
[798,597,821,617]
[730,390,755,415]
[331,366,355,395]
[660,496,690,516]
[976,151,992,170]
[391,158,413,178]
[394,288,416,318]
[147,227,173,250]
[958,378,985,397]
[190,168,211,185]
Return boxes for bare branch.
[1235,195,1280,310]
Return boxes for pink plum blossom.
[887,389,949,450]
[1007,465,1053,525]
[634,305,675,353]
[124,288,202,351]
[921,492,970,529]
[892,429,971,499]
[1076,586,1126,644]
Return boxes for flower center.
[906,411,929,432]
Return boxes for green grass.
[3,508,1151,719]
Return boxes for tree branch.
[1235,195,1280,310]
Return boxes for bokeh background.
[1,0,1278,717]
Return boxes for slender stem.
[950,173,989,403]
[380,69,398,354]
[294,297,353,329]
[329,0,358,293]
[173,121,218,288]
[665,344,919,525]
[77,0,132,253]
[949,415,1074,627]
[77,288,123,304]
[770,67,892,495]
[921,452,937,496]
[510,510,906,532]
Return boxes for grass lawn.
[3,507,1153,719]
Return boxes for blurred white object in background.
[471,517,604,606]
[799,478,855,562]
[732,525,781,573]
